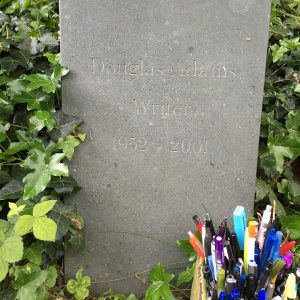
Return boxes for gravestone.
[60,0,271,295]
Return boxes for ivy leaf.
[56,135,80,160]
[0,257,8,282]
[145,281,175,300]
[13,90,51,111]
[15,215,34,236]
[68,232,85,251]
[24,74,59,94]
[0,179,24,200]
[32,217,57,242]
[0,235,23,263]
[23,243,42,265]
[22,149,69,199]
[149,263,174,284]
[177,264,195,287]
[280,215,300,240]
[177,239,197,262]
[50,111,82,141]
[32,200,57,217]
[48,176,81,195]
[0,171,10,184]
[28,110,55,132]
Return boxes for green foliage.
[145,263,176,300]
[176,264,195,287]
[256,0,300,242]
[0,0,84,298]
[67,268,91,300]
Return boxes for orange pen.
[188,231,205,260]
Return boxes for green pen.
[217,268,225,295]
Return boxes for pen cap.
[279,240,296,256]
[233,206,247,250]
[285,273,296,299]
[270,258,285,280]
[261,205,272,224]
[248,221,258,238]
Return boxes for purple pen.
[215,235,224,273]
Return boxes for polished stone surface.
[60,0,271,294]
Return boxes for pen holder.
[191,257,206,300]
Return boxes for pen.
[225,274,236,295]
[215,236,224,272]
[258,288,266,300]
[285,273,296,300]
[279,240,296,256]
[202,223,206,247]
[205,228,213,258]
[257,205,272,250]
[247,221,257,264]
[193,215,203,236]
[224,240,236,273]
[208,255,215,280]
[244,227,249,274]
[211,237,217,280]
[243,273,256,300]
[270,231,283,263]
[248,260,258,279]
[206,213,216,236]
[254,241,261,267]
[233,206,247,250]
[188,231,205,260]
[260,228,275,273]
[218,291,226,300]
[230,232,242,260]
[266,282,275,300]
[217,268,225,295]
[255,262,272,298]
[228,287,240,300]
[270,258,285,280]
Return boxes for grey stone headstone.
[60,0,271,295]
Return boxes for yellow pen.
[243,227,249,275]
[285,273,296,300]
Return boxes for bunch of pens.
[188,205,298,300]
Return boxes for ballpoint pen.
[255,241,261,267]
[244,227,249,274]
[247,221,257,264]
[193,215,203,236]
[260,228,275,273]
[206,213,216,236]
[211,237,217,280]
[258,288,266,300]
[224,240,236,273]
[215,236,224,273]
[208,255,215,280]
[230,232,242,260]
[205,228,213,258]
[255,262,272,298]
[270,231,282,263]
[257,205,272,250]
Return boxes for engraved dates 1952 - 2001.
[112,136,207,155]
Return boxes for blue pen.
[271,231,283,262]
[254,241,261,267]
[228,287,240,300]
[258,288,266,300]
[208,255,215,279]
[240,273,247,290]
[260,228,275,273]
[233,206,247,250]
[218,291,226,300]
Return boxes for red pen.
[192,215,203,236]
[279,240,296,256]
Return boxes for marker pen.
[285,273,296,300]
[233,206,247,250]
[247,221,257,264]
[217,268,225,295]
[193,215,203,236]
[257,205,272,250]
[188,231,205,260]
[279,240,296,256]
[244,227,249,274]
